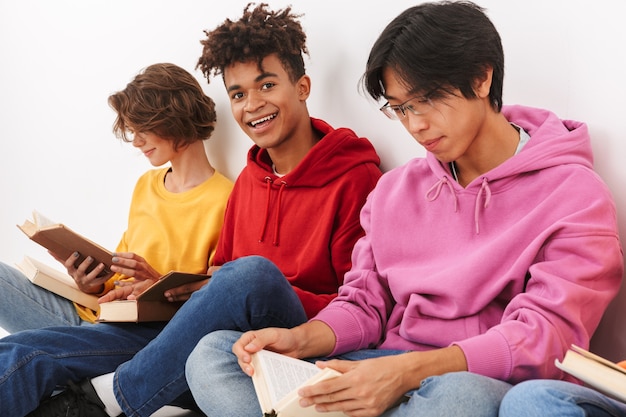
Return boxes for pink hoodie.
[314,105,623,384]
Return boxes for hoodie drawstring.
[272,181,287,245]
[259,177,272,243]
[425,176,492,234]
[474,178,492,234]
[258,177,287,246]
[426,176,458,212]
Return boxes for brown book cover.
[97,271,207,322]
[16,256,100,311]
[17,210,113,278]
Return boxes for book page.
[255,350,321,406]
[17,213,113,278]
[570,344,626,375]
[273,367,344,416]
[16,256,100,311]
[32,210,56,227]
[557,349,626,403]
[28,256,79,288]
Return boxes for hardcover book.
[17,210,113,278]
[97,271,207,322]
[16,255,100,311]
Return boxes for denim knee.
[391,372,511,417]
[499,380,567,417]
[210,256,289,295]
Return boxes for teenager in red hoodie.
[14,4,382,417]
[211,114,380,318]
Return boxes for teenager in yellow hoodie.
[0,62,232,330]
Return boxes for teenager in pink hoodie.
[186,2,623,416]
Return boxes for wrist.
[293,320,336,359]
[401,346,468,390]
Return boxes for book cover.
[556,344,626,403]
[16,255,100,311]
[97,271,207,322]
[251,349,346,417]
[17,210,113,278]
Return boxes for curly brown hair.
[108,63,217,151]
[197,3,308,84]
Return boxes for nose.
[132,136,145,147]
[244,90,265,113]
[403,111,429,135]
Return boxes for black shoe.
[26,379,123,417]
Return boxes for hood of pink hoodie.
[424,105,593,233]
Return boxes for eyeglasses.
[379,96,434,120]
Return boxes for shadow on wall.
[591,279,626,362]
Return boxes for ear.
[296,74,312,101]
[474,66,493,99]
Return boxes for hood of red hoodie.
[246,117,381,187]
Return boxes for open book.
[556,344,626,403]
[17,210,113,278]
[97,271,207,322]
[251,349,346,417]
[16,255,100,311]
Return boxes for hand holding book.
[98,278,148,303]
[47,250,112,294]
[18,210,115,285]
[97,271,208,322]
[107,251,163,282]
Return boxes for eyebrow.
[226,71,279,93]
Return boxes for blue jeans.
[0,262,88,332]
[500,379,626,417]
[186,329,512,417]
[0,256,307,417]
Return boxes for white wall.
[1,0,625,358]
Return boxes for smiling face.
[132,131,178,167]
[381,67,491,164]
[223,54,311,152]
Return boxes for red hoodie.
[213,118,382,318]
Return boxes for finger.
[112,253,148,273]
[164,280,208,301]
[206,265,221,275]
[111,255,138,270]
[76,256,96,274]
[317,359,356,373]
[109,263,137,277]
[300,372,346,399]
[114,278,136,287]
[111,252,139,260]
[98,287,128,302]
[234,332,259,375]
[64,252,81,270]
[164,291,190,302]
[84,262,107,281]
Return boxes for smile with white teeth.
[249,113,277,127]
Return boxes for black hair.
[197,3,308,84]
[362,1,504,111]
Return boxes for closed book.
[97,271,207,322]
[16,255,100,311]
